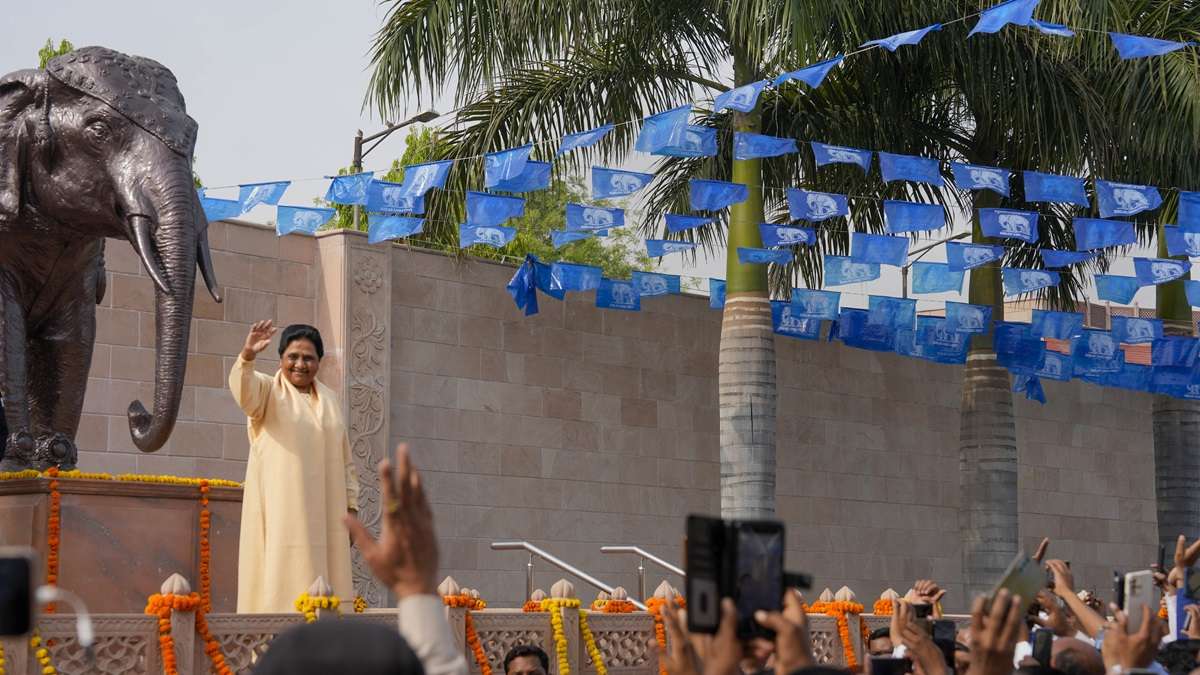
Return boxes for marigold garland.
[644,597,684,675]
[29,632,56,675]
[1158,606,1169,620]
[45,469,61,614]
[540,599,581,675]
[444,594,491,675]
[579,610,608,675]
[522,600,544,613]
[354,596,367,613]
[198,481,212,612]
[601,599,636,613]
[805,601,865,671]
[873,599,894,615]
[0,641,6,675]
[146,592,232,675]
[294,593,341,623]
[0,469,241,489]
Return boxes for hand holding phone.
[685,515,785,639]
[1123,571,1155,633]
[0,548,35,636]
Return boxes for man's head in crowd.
[868,627,894,657]
[253,620,424,675]
[505,644,550,675]
[1050,638,1105,675]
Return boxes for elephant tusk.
[196,234,222,303]
[126,215,172,295]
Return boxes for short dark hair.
[279,324,324,359]
[504,645,549,674]
[251,620,423,675]
[869,627,891,642]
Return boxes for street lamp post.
[901,232,971,299]
[350,110,440,230]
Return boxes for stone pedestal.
[0,477,242,612]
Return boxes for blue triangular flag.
[1106,361,1152,391]
[913,317,970,364]
[1134,257,1189,286]
[565,203,624,231]
[632,271,681,297]
[635,105,691,153]
[1072,330,1122,375]
[910,262,964,294]
[824,256,881,286]
[1152,336,1200,368]
[277,206,335,236]
[1149,366,1200,398]
[465,191,524,227]
[592,167,654,199]
[1023,171,1089,206]
[367,180,426,214]
[1180,192,1200,227]
[325,172,374,205]
[772,301,823,340]
[200,197,242,222]
[1031,310,1084,340]
[549,262,603,292]
[868,296,917,330]
[1040,249,1097,268]
[533,260,566,300]
[945,302,992,333]
[459,223,516,249]
[238,181,290,213]
[710,279,726,309]
[397,159,453,197]
[1003,267,1060,295]
[1012,374,1047,404]
[551,230,604,248]
[946,242,1005,271]
[836,308,897,352]
[557,124,614,156]
[773,55,844,88]
[879,152,944,186]
[851,232,909,266]
[596,278,641,311]
[1036,351,1073,382]
[884,200,945,233]
[1031,20,1075,37]
[980,208,1039,243]
[1095,180,1162,218]
[995,321,1047,374]
[507,255,539,316]
[666,214,712,233]
[646,239,699,257]
[492,161,551,193]
[1112,316,1163,345]
[1074,217,1136,250]
[1095,275,1141,303]
[811,142,872,172]
[951,163,1010,196]
[969,0,1040,37]
[760,224,816,247]
[690,179,749,211]
[1109,32,1194,60]
[655,126,718,158]
[1163,225,1200,258]
[714,81,768,113]
[787,188,849,222]
[862,24,942,51]
[737,247,792,265]
[367,215,424,244]
[789,289,841,320]
[484,145,533,188]
[734,132,799,160]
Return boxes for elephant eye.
[86,120,112,143]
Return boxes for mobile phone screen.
[989,551,1042,617]
[735,527,783,634]
[871,657,912,675]
[0,555,33,636]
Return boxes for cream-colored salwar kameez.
[229,356,359,613]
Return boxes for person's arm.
[1047,559,1106,639]
[396,595,469,675]
[230,320,277,421]
[342,434,360,513]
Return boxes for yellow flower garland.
[578,610,608,675]
[540,599,580,675]
[294,593,341,623]
[29,632,56,675]
[0,641,6,675]
[354,596,367,613]
[0,469,241,488]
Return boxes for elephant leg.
[0,288,34,471]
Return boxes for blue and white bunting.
[1037,351,1074,382]
[910,262,964,294]
[507,255,540,316]
[656,126,718,158]
[1031,20,1075,37]
[367,180,426,215]
[862,24,942,51]
[851,232,909,267]
[1095,180,1162,218]
[324,172,374,206]
[200,197,242,222]
[771,302,823,340]
[238,181,290,213]
[484,145,533,188]
[787,189,849,222]
[1134,257,1189,286]
[690,179,749,211]
[945,302,992,333]
[946,242,1005,271]
[737,247,792,265]
[879,152,944,186]
[968,0,1040,37]
[666,214,711,233]
[1152,337,1200,368]
[1109,32,1195,60]
[596,279,641,311]
[276,205,334,236]
[459,224,516,249]
[1187,280,1200,307]
[557,124,614,156]
[980,208,1039,243]
[646,239,699,257]
[1072,330,1122,375]
[465,191,524,227]
[734,133,799,160]
[1112,316,1163,345]
[790,289,841,320]
[592,168,654,199]
[551,230,604,248]
[995,322,1046,374]
[914,317,969,364]
[635,105,691,154]
[1002,267,1060,295]
[836,308,896,352]
[950,163,1010,196]
[397,160,453,197]
[868,296,917,330]
[1096,275,1141,304]
[1031,310,1084,340]
[884,200,945,233]
[824,256,881,286]
[1040,249,1097,268]
[773,55,844,88]
[1013,374,1047,404]
[566,203,624,231]
[1180,192,1200,227]
[760,224,816,247]
[632,271,681,297]
[1073,218,1136,250]
[549,262,602,292]
[710,279,726,309]
[492,161,551,193]
[533,260,566,301]
[811,142,873,172]
[714,81,768,113]
[1164,225,1200,258]
[1023,171,1089,206]
[367,215,424,244]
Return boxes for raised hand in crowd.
[1044,559,1106,638]
[966,590,1024,675]
[890,600,948,675]
[755,589,816,675]
[659,598,741,675]
[905,580,948,618]
[1100,605,1167,671]
[1166,535,1200,596]
[1032,590,1073,638]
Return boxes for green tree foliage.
[37,38,74,68]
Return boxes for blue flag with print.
[862,24,942,51]
[596,279,641,311]
[884,200,945,233]
[824,256,881,286]
[911,262,964,294]
[551,230,605,248]
[969,0,1040,37]
[632,271,681,298]
[1181,192,1200,227]
[879,152,943,186]
[836,308,897,352]
[1187,280,1200,307]
[566,203,624,231]
[368,180,426,215]
[760,224,816,247]
[1037,351,1073,382]
[656,126,718,158]
[466,191,524,227]
[772,301,823,340]
[397,160,453,197]
[492,161,551,193]
[549,262,602,292]
[851,232,909,266]
[1149,367,1200,398]
[980,208,1039,243]
[914,317,970,364]
[1109,32,1194,60]
[1013,374,1047,404]
[946,242,1005,271]
[1164,225,1200,258]
[367,215,424,244]
[238,181,290,213]
[1040,249,1097,268]
[714,81,768,113]
[325,171,374,205]
[1023,171,1089,206]
[277,206,334,236]
[994,322,1046,374]
[635,105,691,153]
[1003,267,1060,295]
[1031,20,1075,37]
[734,133,799,160]
[1135,257,1189,286]
[1074,218,1136,250]
[811,142,872,172]
[647,239,699,257]
[951,163,1010,196]
[533,261,566,301]
[868,296,917,330]
[459,224,516,249]
[592,167,653,199]
[946,302,992,333]
[558,124,615,156]
[666,214,711,233]
[710,279,726,309]
[690,179,749,211]
[1104,362,1152,392]
[1073,330,1123,375]
[773,55,844,88]
[1095,180,1162,218]
[507,255,539,316]
[1096,275,1141,303]
[1152,336,1200,368]
[1112,316,1163,345]
[787,189,848,222]
[1031,310,1084,340]
[738,247,792,265]
[484,145,533,188]
[200,197,241,222]
[790,289,841,320]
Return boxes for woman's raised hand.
[241,320,277,361]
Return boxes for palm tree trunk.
[720,55,775,520]
[960,193,1018,599]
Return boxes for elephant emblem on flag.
[801,296,828,317]
[776,228,811,244]
[841,261,872,282]
[1041,356,1063,377]
[611,283,637,307]
[662,242,691,253]
[1111,186,1151,215]
[583,207,614,229]
[292,210,324,231]
[969,168,1006,191]
[997,213,1031,237]
[1183,232,1200,256]
[827,147,861,164]
[638,275,668,295]
[958,308,985,330]
[243,184,272,210]
[609,173,645,194]
[475,228,507,247]
[1126,319,1155,341]
[1187,384,1200,398]
[1020,271,1050,289]
[381,187,407,208]
[806,194,839,219]
[1151,262,1181,283]
[962,247,994,267]
[1086,333,1116,359]
[778,306,807,332]
[406,166,437,195]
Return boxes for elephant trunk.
[125,167,202,453]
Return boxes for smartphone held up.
[0,547,36,637]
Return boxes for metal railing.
[600,546,685,600]
[491,541,648,611]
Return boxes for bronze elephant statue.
[0,46,221,471]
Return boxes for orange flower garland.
[45,468,61,614]
[1158,606,1169,620]
[145,592,232,675]
[602,599,636,613]
[805,601,865,671]
[522,600,544,613]
[198,481,212,612]
[354,596,367,613]
[445,595,490,675]
[873,599,894,615]
[645,597,686,675]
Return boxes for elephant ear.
[0,69,46,223]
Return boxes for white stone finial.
[309,576,333,597]
[653,580,675,600]
[881,588,901,602]
[469,589,481,600]
[835,586,856,602]
[439,577,462,597]
[530,589,547,602]
[818,588,835,603]
[551,579,576,599]
[596,591,611,603]
[161,573,192,595]
[611,587,628,601]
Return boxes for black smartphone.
[0,548,35,636]
[685,515,785,639]
[1158,544,1166,572]
[1032,628,1053,667]
[871,656,912,675]
[912,603,933,620]
[932,620,957,667]
[1113,570,1125,611]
